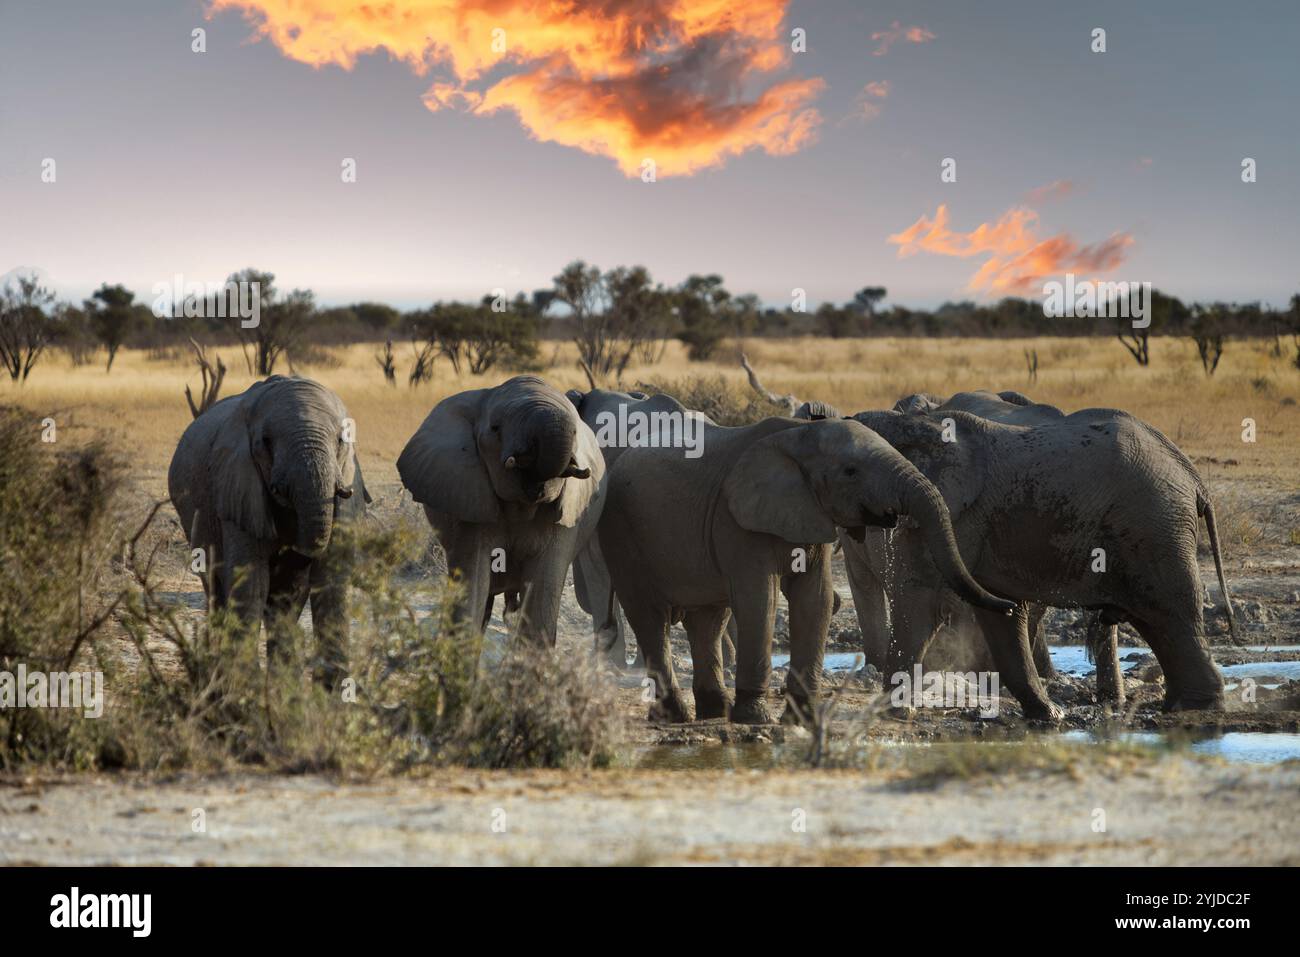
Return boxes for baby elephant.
[599,416,1015,725]
[397,375,604,645]
[168,375,369,686]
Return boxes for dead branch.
[184,337,226,418]
[739,352,797,414]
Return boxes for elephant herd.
[167,373,1236,724]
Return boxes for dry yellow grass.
[3,336,1297,509]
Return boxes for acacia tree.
[86,283,141,372]
[553,261,670,379]
[676,274,731,361]
[223,269,314,376]
[0,276,56,382]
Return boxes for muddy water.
[774,646,1300,683]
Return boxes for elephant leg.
[683,606,731,720]
[1090,616,1124,706]
[843,538,890,670]
[728,573,779,725]
[973,603,1061,721]
[1028,604,1055,679]
[219,521,270,634]
[307,555,350,692]
[480,593,496,632]
[622,596,686,723]
[264,550,312,675]
[574,541,630,668]
[515,551,568,647]
[883,582,942,680]
[781,549,833,726]
[1130,612,1223,711]
[441,522,491,636]
[722,613,737,671]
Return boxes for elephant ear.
[397,390,500,524]
[210,391,275,540]
[723,431,837,544]
[555,420,604,528]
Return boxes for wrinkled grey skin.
[847,392,1065,681]
[852,405,1232,717]
[599,416,1015,725]
[567,388,738,671]
[397,375,605,646]
[168,376,370,687]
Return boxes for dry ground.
[5,757,1298,865]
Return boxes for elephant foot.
[1021,699,1064,723]
[693,687,731,721]
[648,687,691,724]
[779,692,818,728]
[731,690,776,725]
[1162,691,1224,712]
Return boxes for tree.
[851,286,887,317]
[605,266,674,368]
[351,302,400,333]
[0,276,56,382]
[86,283,141,372]
[1117,289,1186,367]
[676,274,730,361]
[1190,304,1226,376]
[224,269,314,376]
[553,262,670,379]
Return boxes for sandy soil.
[4,756,1297,866]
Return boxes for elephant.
[396,375,604,646]
[850,391,1067,682]
[565,387,721,670]
[167,375,370,687]
[597,415,1016,725]
[850,406,1235,717]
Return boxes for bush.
[0,407,125,768]
[638,374,776,426]
[0,476,625,773]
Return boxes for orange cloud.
[871,21,935,56]
[888,205,1134,296]
[855,80,890,121]
[208,0,823,177]
[1024,179,1074,204]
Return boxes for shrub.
[0,407,125,768]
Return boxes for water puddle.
[772,647,1300,685]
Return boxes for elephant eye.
[490,424,500,433]
[844,466,858,477]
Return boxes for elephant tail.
[1199,494,1239,644]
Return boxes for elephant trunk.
[525,402,578,479]
[897,471,1016,615]
[291,444,337,558]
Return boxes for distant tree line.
[3,262,1300,384]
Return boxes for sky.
[1,0,1297,310]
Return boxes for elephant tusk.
[504,455,517,470]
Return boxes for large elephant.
[851,406,1234,717]
[848,391,1066,681]
[168,375,370,686]
[397,375,604,646]
[598,415,1016,725]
